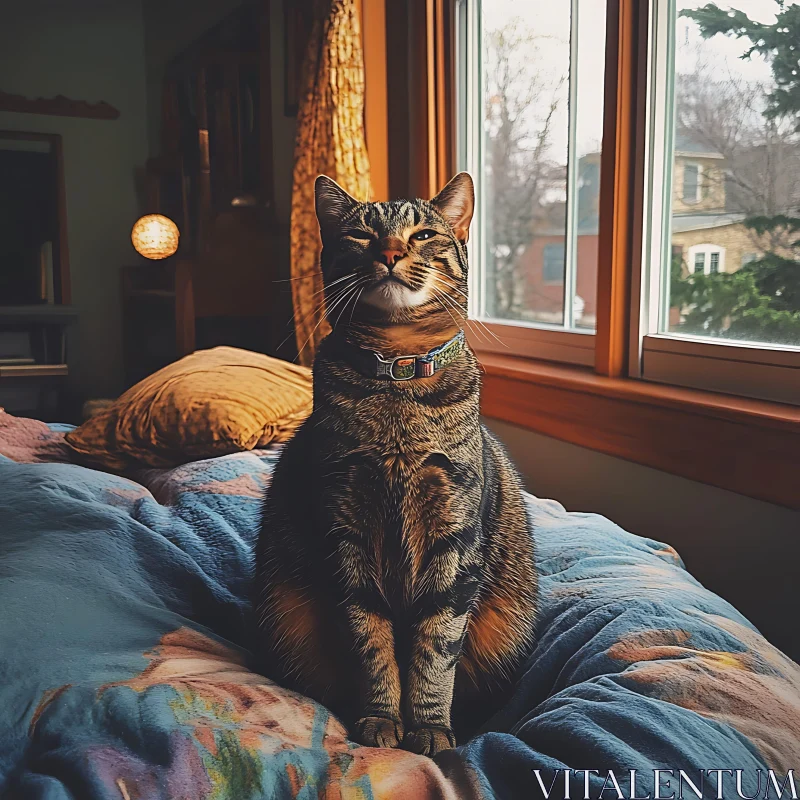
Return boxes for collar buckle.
[374,353,418,381]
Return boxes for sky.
[677,0,778,82]
[482,0,788,162]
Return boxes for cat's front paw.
[353,715,404,748]
[401,725,456,757]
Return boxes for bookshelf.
[0,305,77,419]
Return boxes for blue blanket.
[0,413,797,799]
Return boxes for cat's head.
[314,173,474,326]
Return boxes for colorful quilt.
[0,411,797,799]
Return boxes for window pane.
[682,163,699,202]
[543,243,566,283]
[664,1,800,348]
[693,252,705,273]
[478,0,605,330]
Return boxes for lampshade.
[131,214,179,260]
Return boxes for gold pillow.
[65,347,312,470]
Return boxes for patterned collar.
[331,329,466,381]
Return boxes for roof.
[672,212,747,233]
[674,131,725,160]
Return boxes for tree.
[682,2,800,130]
[675,58,798,219]
[673,218,800,345]
[484,20,564,319]
[671,2,800,346]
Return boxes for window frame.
[375,0,800,508]
[628,0,800,405]
[455,0,599,367]
[455,0,799,405]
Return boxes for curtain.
[290,0,373,365]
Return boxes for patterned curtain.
[290,0,373,365]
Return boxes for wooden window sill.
[476,351,800,510]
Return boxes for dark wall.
[0,0,150,400]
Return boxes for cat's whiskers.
[332,278,369,330]
[429,277,468,320]
[276,295,330,353]
[430,286,465,331]
[430,277,505,355]
[348,286,366,327]
[290,281,359,358]
[310,270,360,299]
[277,282,350,352]
[430,270,508,349]
[272,274,322,284]
[281,273,360,354]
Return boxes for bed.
[1,410,797,799]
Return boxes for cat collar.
[337,329,466,381]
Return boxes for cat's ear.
[430,172,474,242]
[315,175,358,239]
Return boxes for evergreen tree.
[671,2,800,345]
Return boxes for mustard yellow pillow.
[66,347,312,470]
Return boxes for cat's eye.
[411,229,437,241]
[342,229,373,241]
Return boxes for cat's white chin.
[362,280,429,311]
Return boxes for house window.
[693,252,705,273]
[682,163,701,203]
[687,245,725,275]
[456,0,606,363]
[542,243,565,284]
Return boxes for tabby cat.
[254,173,537,757]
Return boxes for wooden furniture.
[0,129,75,419]
[148,2,277,256]
[122,262,194,387]
[0,305,77,419]
[126,2,294,382]
[122,246,293,388]
[0,91,119,120]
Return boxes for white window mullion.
[459,0,484,322]
[629,0,675,378]
[563,0,581,330]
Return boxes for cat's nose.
[377,241,407,269]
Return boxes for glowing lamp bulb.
[131,214,179,260]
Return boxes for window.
[682,162,700,203]
[457,0,606,363]
[633,0,800,405]
[445,0,799,505]
[542,243,565,284]
[687,244,725,275]
[456,0,799,407]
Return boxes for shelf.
[0,305,78,324]
[126,289,176,298]
[0,363,68,378]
